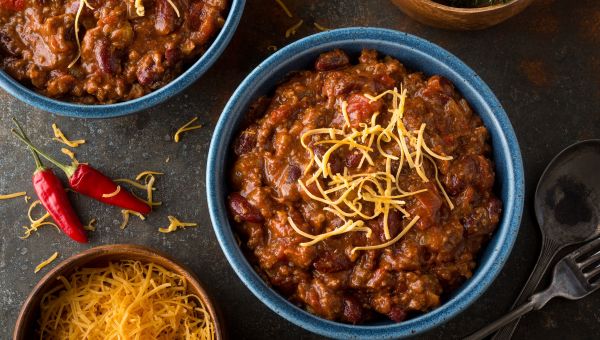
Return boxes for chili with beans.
[228,49,502,324]
[0,0,227,103]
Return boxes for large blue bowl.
[0,0,245,118]
[207,27,524,339]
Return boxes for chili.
[13,120,87,243]
[11,128,151,215]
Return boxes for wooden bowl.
[391,0,535,30]
[13,244,223,340]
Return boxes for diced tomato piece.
[0,0,24,11]
[346,94,381,128]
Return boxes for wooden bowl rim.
[413,0,527,14]
[13,244,223,340]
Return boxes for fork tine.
[579,250,600,269]
[584,265,600,282]
[573,237,600,262]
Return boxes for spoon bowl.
[491,139,600,339]
[535,139,600,243]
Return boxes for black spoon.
[491,139,600,339]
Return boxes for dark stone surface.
[1,0,599,339]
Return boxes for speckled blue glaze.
[207,27,524,339]
[0,0,244,118]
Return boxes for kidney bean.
[345,150,362,169]
[388,306,407,322]
[94,38,116,74]
[234,129,257,156]
[287,165,301,183]
[315,49,350,71]
[342,296,363,324]
[228,192,264,223]
[164,46,181,66]
[155,0,176,35]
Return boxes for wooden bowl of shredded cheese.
[13,244,221,340]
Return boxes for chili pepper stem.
[11,129,76,178]
[12,118,44,170]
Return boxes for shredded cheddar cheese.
[285,19,303,38]
[314,22,330,31]
[69,0,94,68]
[84,218,97,231]
[38,261,215,339]
[275,0,293,17]
[135,171,164,181]
[35,252,59,273]
[52,123,85,147]
[20,200,60,239]
[102,185,121,198]
[174,117,202,142]
[60,148,78,164]
[120,209,145,229]
[134,0,145,16]
[291,87,454,251]
[159,215,198,233]
[0,191,26,200]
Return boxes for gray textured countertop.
[1,0,600,339]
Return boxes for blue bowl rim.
[0,0,245,119]
[207,27,524,339]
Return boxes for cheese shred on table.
[120,209,145,229]
[60,148,78,164]
[84,218,97,231]
[174,117,202,143]
[52,123,85,147]
[285,19,303,38]
[275,0,293,17]
[0,191,26,200]
[292,87,454,251]
[38,261,215,339]
[159,215,198,233]
[34,252,59,273]
[20,200,60,239]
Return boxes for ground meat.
[0,0,227,103]
[228,49,502,324]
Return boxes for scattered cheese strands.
[102,185,121,198]
[174,117,203,142]
[166,0,181,17]
[35,252,59,273]
[20,200,60,239]
[68,0,94,68]
[52,123,85,147]
[120,209,146,229]
[135,170,164,181]
[134,0,144,16]
[351,216,420,254]
[38,261,215,339]
[159,216,198,233]
[114,178,150,190]
[291,87,455,250]
[24,195,31,203]
[60,148,78,164]
[285,19,303,38]
[275,0,293,17]
[314,22,330,31]
[83,218,97,231]
[0,191,26,200]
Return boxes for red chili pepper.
[11,126,151,215]
[13,120,87,243]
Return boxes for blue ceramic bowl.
[0,0,245,118]
[207,27,524,339]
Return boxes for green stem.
[12,118,44,170]
[11,129,77,178]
